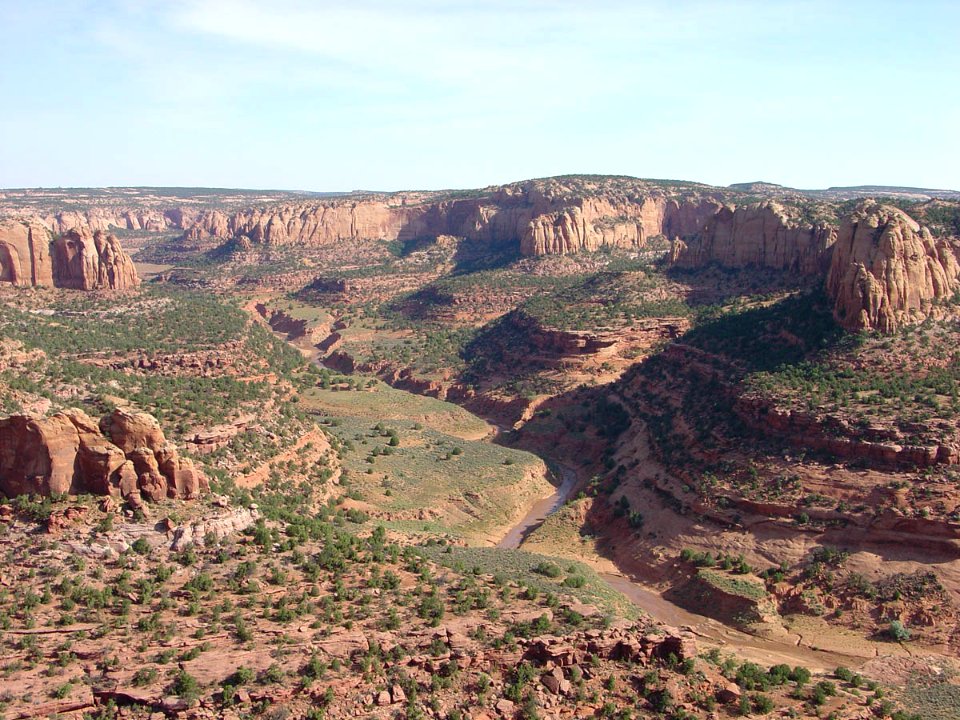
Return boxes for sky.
[1,0,958,192]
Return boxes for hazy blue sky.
[1,1,958,191]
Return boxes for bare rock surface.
[0,218,54,286]
[827,201,960,332]
[669,201,836,275]
[0,407,206,501]
[0,220,139,290]
[182,179,728,257]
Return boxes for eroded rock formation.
[0,221,140,290]
[826,202,960,332]
[52,228,140,290]
[0,219,55,286]
[181,180,728,257]
[0,407,206,502]
[46,208,187,235]
[668,201,837,275]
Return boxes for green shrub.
[888,620,911,642]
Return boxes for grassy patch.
[902,674,960,720]
[697,569,769,601]
[416,546,639,619]
[305,384,551,543]
[303,383,491,440]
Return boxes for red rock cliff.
[668,201,836,275]
[0,219,55,286]
[826,202,960,333]
[0,408,206,501]
[52,228,141,290]
[45,208,189,235]
[0,221,140,290]
[182,180,728,257]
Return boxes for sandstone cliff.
[826,202,960,333]
[45,208,189,235]
[182,179,728,257]
[668,201,836,275]
[52,228,140,290]
[0,407,206,501]
[0,219,55,286]
[0,221,140,290]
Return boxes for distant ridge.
[728,181,786,191]
[729,180,959,201]
[825,184,959,194]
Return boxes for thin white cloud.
[161,0,775,86]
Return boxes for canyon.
[1,176,959,719]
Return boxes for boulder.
[77,439,127,496]
[117,461,139,499]
[716,682,742,704]
[138,471,168,503]
[101,408,167,454]
[159,454,206,499]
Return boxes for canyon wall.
[181,182,730,257]
[667,199,960,333]
[668,202,837,275]
[0,221,140,290]
[51,228,141,290]
[0,219,54,286]
[45,208,188,234]
[826,202,960,333]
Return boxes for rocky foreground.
[0,493,926,720]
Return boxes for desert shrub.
[888,620,911,642]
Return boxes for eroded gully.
[494,457,877,671]
[253,299,873,672]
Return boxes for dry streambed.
[255,299,908,677]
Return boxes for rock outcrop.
[52,228,140,290]
[45,208,188,235]
[0,219,55,286]
[181,179,728,257]
[515,194,722,256]
[668,201,836,275]
[826,202,960,332]
[735,392,960,467]
[0,407,206,502]
[0,221,140,290]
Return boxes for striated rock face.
[52,228,140,290]
[518,194,724,256]
[668,201,836,275]
[182,181,730,257]
[0,219,55,286]
[44,208,191,235]
[734,394,959,467]
[0,221,140,290]
[184,200,423,248]
[0,408,206,501]
[826,202,960,333]
[184,178,875,264]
